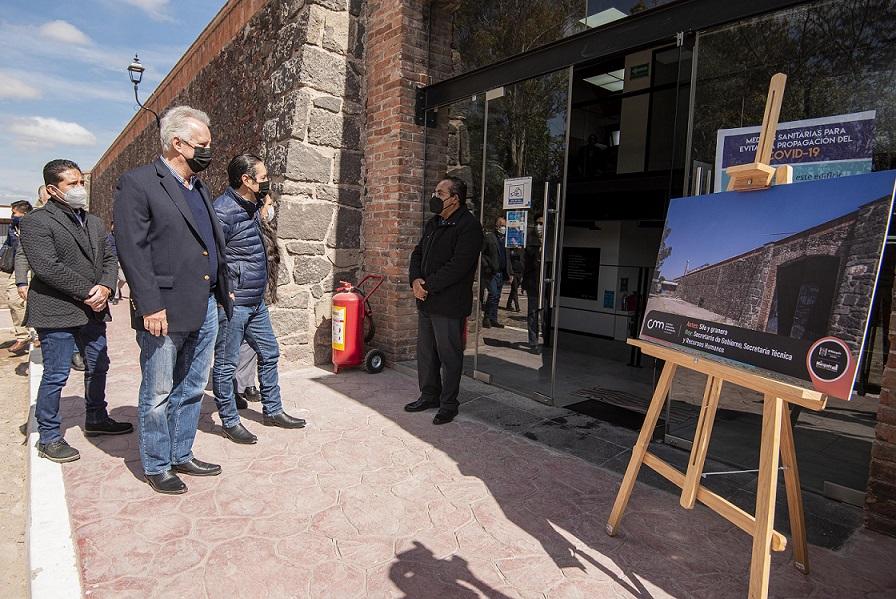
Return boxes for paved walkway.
[43,304,896,598]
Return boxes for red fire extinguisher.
[331,274,386,374]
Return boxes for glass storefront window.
[427,0,681,84]
[676,0,896,496]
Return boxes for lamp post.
[127,54,160,128]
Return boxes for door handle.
[547,183,562,310]
[538,185,550,312]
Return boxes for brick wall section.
[360,0,431,362]
[90,0,366,366]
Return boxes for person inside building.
[21,159,133,463]
[406,175,483,425]
[114,105,231,494]
[3,200,34,355]
[523,214,544,352]
[505,245,523,313]
[211,154,305,445]
[481,216,509,328]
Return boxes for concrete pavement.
[30,303,896,598]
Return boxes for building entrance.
[421,0,896,502]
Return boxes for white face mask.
[497,226,506,235]
[535,224,544,236]
[265,206,275,222]
[56,185,88,210]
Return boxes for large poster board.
[641,171,896,400]
[714,111,875,192]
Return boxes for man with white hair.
[114,106,233,495]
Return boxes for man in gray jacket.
[21,159,133,463]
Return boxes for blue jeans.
[484,272,504,323]
[136,295,217,476]
[212,301,283,428]
[35,319,110,444]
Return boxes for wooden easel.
[606,74,828,599]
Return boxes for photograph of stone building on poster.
[641,170,896,400]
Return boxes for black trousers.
[417,310,464,415]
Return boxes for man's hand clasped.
[84,284,111,313]
[144,308,169,337]
[412,278,428,301]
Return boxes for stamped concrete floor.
[48,305,896,598]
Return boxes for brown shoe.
[7,340,28,354]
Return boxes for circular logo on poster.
[806,337,850,382]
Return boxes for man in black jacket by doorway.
[406,176,483,424]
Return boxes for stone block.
[309,0,347,10]
[314,295,335,323]
[326,206,362,249]
[277,263,291,286]
[313,95,342,113]
[299,45,348,96]
[316,185,362,208]
[322,9,350,54]
[276,286,312,309]
[286,241,326,255]
[334,150,363,185]
[285,140,332,183]
[269,307,310,340]
[293,256,332,285]
[281,181,316,197]
[326,248,362,269]
[278,200,334,241]
[308,108,361,149]
[266,143,288,175]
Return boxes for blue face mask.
[11,216,20,227]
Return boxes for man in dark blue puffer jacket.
[211,154,306,444]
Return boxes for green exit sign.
[630,63,650,79]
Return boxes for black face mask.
[184,143,212,173]
[429,194,444,214]
[254,180,271,201]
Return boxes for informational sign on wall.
[641,170,896,400]
[505,210,527,248]
[560,247,601,301]
[503,176,533,209]
[714,111,875,192]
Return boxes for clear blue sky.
[660,171,896,280]
[0,0,226,204]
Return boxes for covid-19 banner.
[714,111,875,192]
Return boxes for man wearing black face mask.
[407,176,483,425]
[210,154,305,445]
[114,106,232,494]
[20,159,132,463]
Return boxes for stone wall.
[869,290,896,535]
[675,210,873,334]
[89,0,365,365]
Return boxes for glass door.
[470,69,572,402]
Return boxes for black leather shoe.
[84,417,134,437]
[172,458,221,477]
[433,411,457,425]
[243,386,261,402]
[36,439,80,463]
[223,423,257,444]
[235,394,249,410]
[145,471,187,495]
[404,397,440,412]
[481,318,491,329]
[263,412,306,428]
[490,321,505,329]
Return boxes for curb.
[26,347,82,599]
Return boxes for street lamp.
[127,54,160,128]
